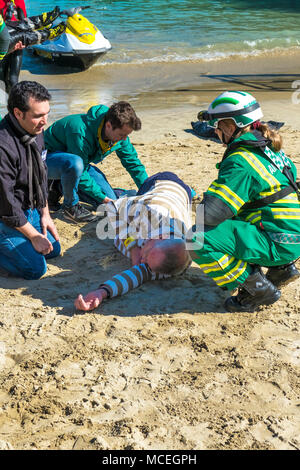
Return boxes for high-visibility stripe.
[274,193,300,204]
[213,260,248,286]
[244,211,262,224]
[271,208,300,219]
[208,181,245,210]
[199,253,231,269]
[230,147,281,193]
[199,260,220,269]
[239,147,281,190]
[271,208,300,213]
[249,215,261,224]
[210,182,245,206]
[207,186,241,212]
[200,254,235,273]
[273,215,300,220]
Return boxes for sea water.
[26,0,300,65]
[1,0,299,118]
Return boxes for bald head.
[141,238,191,275]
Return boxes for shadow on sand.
[0,217,228,318]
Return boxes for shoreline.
[13,48,300,129]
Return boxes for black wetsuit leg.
[1,47,23,93]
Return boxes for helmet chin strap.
[221,127,241,145]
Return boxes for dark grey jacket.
[0,115,47,228]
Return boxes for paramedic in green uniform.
[188,91,300,312]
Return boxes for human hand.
[31,233,53,255]
[40,212,60,242]
[74,288,108,311]
[103,197,114,203]
[13,41,25,51]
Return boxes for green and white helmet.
[197,91,263,128]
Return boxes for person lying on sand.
[74,172,193,311]
[188,90,300,313]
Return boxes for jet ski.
[30,6,112,70]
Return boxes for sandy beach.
[0,52,299,450]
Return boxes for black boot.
[224,267,281,313]
[266,261,300,288]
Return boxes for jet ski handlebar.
[60,6,91,17]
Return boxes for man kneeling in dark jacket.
[0,80,61,279]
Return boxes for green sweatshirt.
[44,104,148,202]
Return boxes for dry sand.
[0,88,299,450]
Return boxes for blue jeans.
[46,151,84,207]
[78,164,119,206]
[0,208,61,280]
[46,152,136,207]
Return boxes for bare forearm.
[39,203,50,217]
[16,221,53,255]
[16,221,40,241]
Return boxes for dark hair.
[106,101,141,131]
[7,81,51,114]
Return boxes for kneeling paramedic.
[188,91,300,312]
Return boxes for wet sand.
[0,52,299,450]
[15,47,300,121]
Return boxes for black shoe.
[63,203,97,223]
[224,267,281,313]
[48,198,61,212]
[266,262,300,288]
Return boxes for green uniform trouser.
[189,219,300,291]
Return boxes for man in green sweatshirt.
[44,101,148,223]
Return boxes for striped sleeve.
[114,235,131,259]
[99,263,170,298]
[99,263,153,298]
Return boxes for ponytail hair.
[250,121,282,152]
[221,118,283,152]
